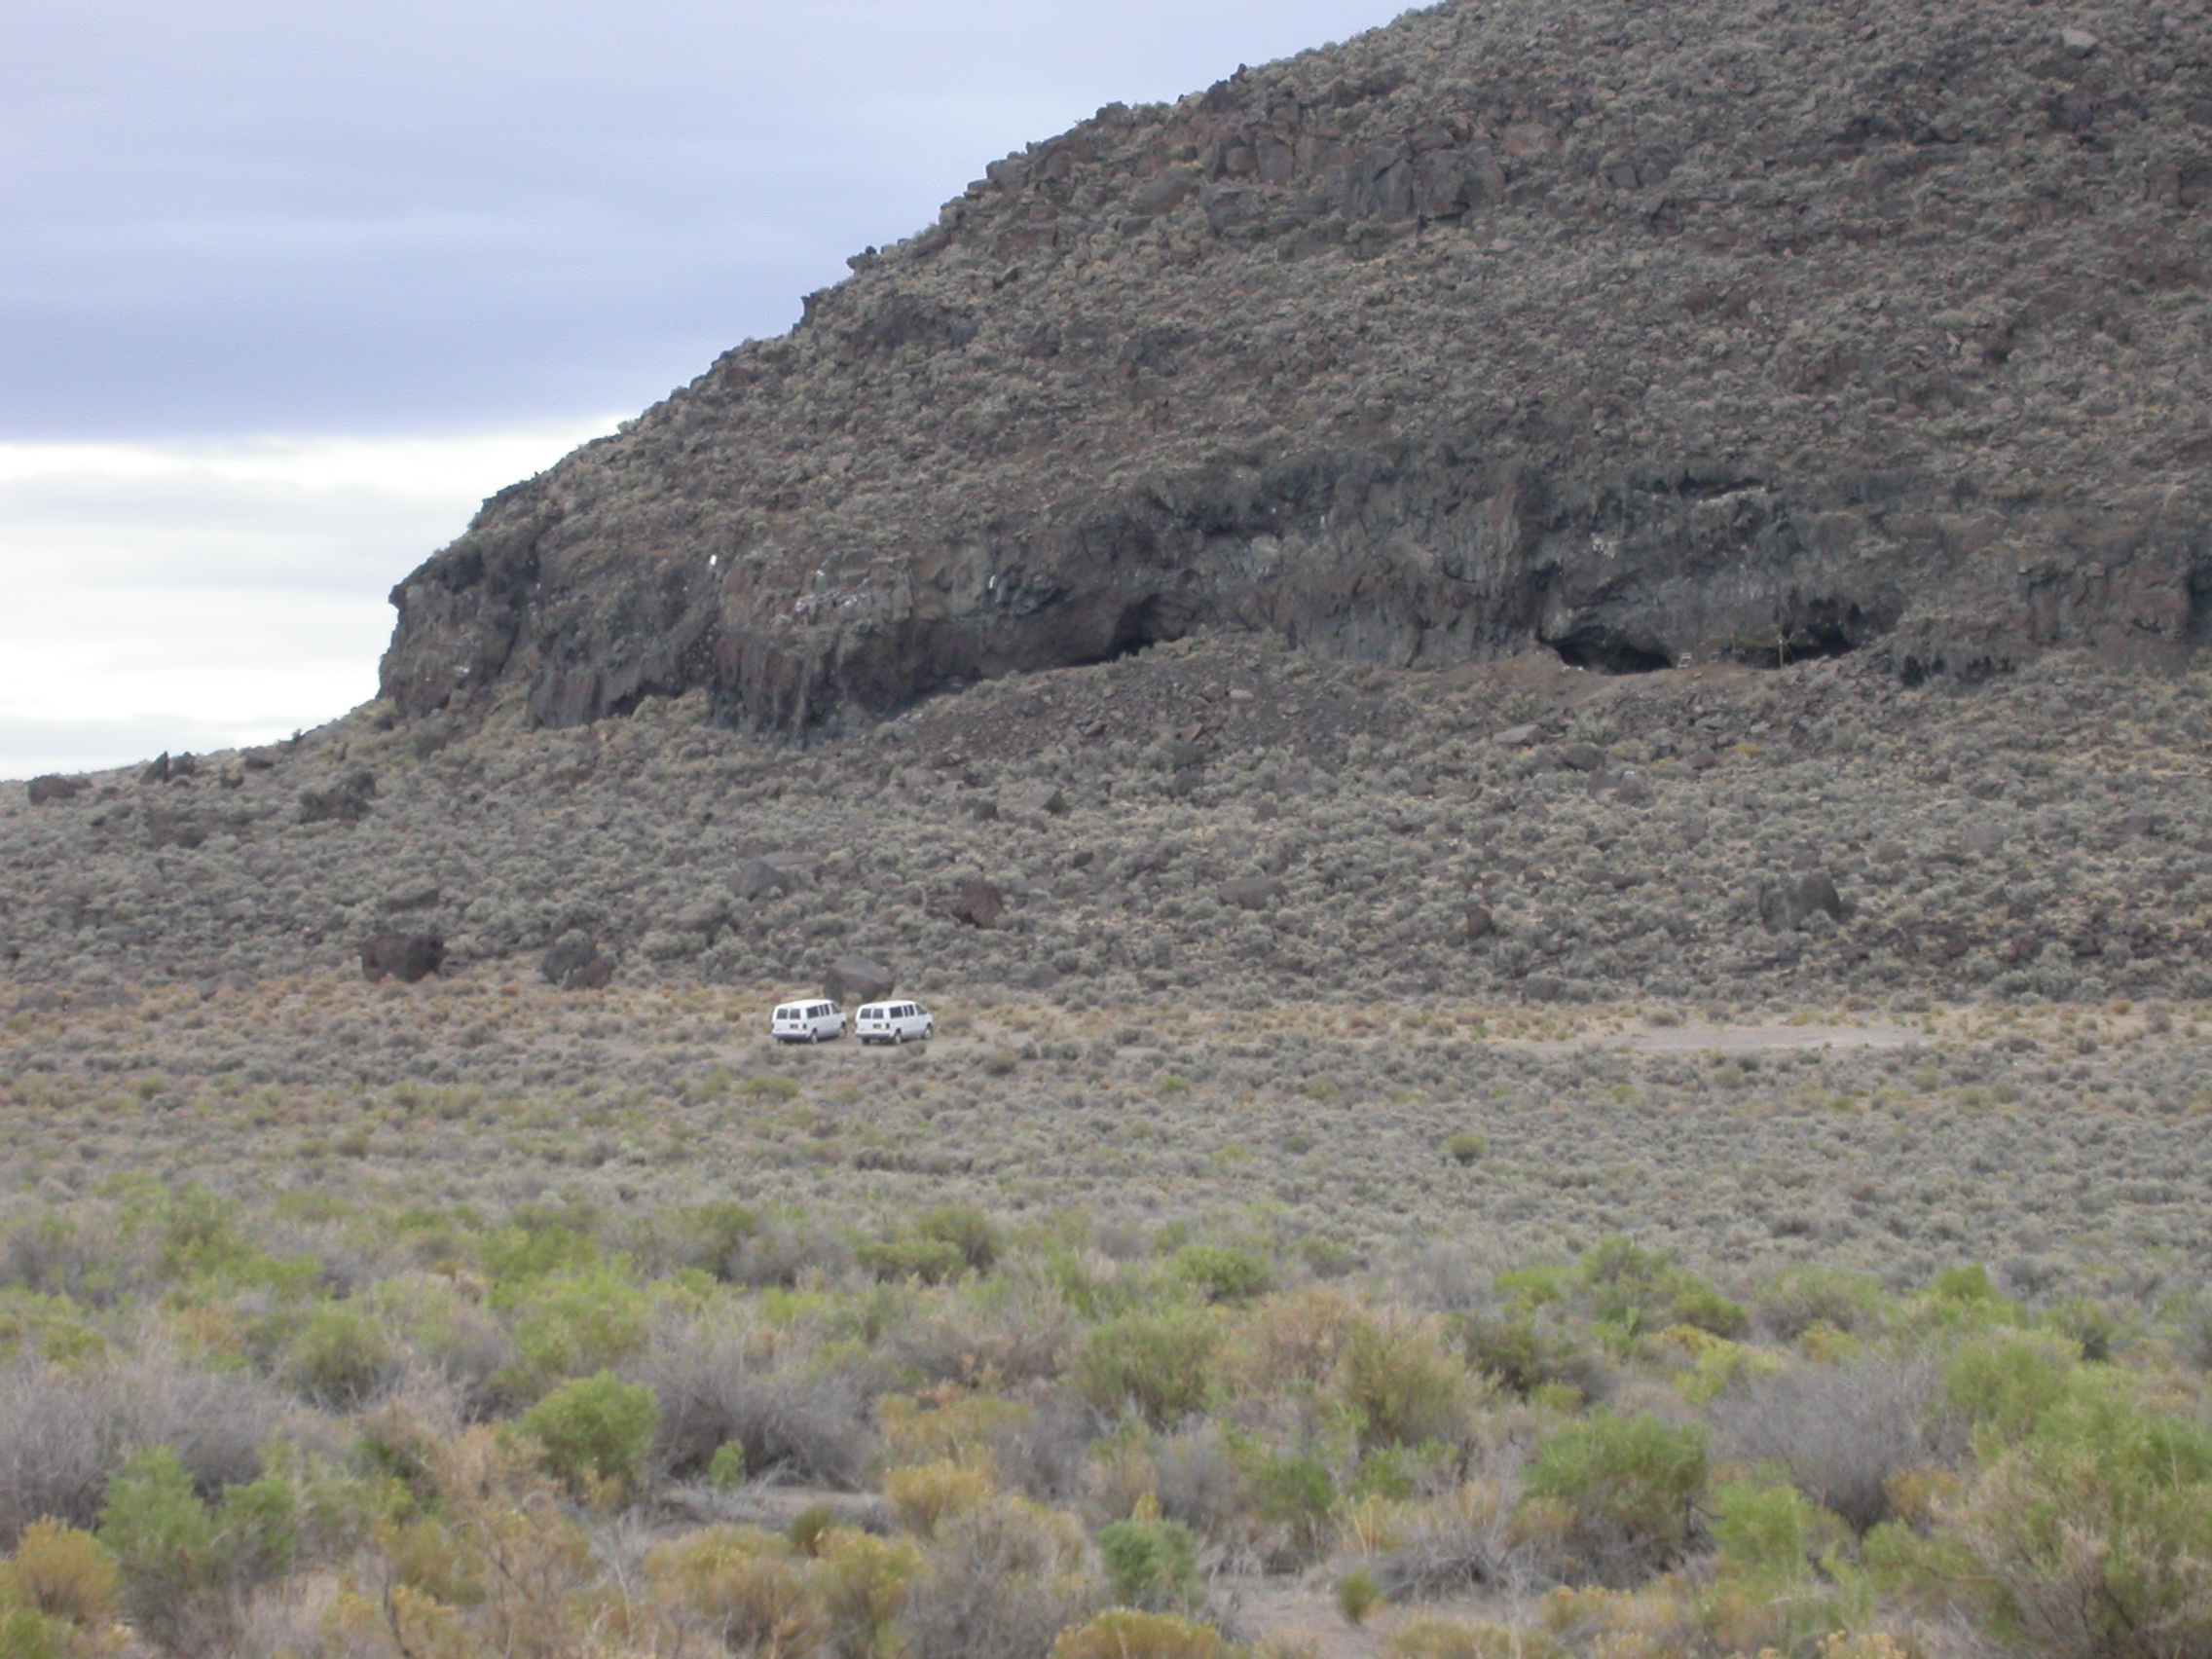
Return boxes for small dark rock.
[970,797,999,822]
[1463,905,1497,940]
[381,885,441,912]
[361,932,446,984]
[1560,742,1604,773]
[672,898,731,935]
[139,753,170,786]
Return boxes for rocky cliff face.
[381,0,2212,733]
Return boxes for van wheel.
[894,1029,905,1046]
[808,1029,820,1045]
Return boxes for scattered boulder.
[1559,742,1604,773]
[139,753,170,786]
[739,852,820,901]
[970,797,1000,822]
[2062,25,2099,55]
[300,772,377,826]
[824,955,896,1004]
[1963,820,2009,858]
[25,775,89,806]
[541,933,614,990]
[1017,784,1069,817]
[1493,724,1541,748]
[143,807,207,851]
[382,885,441,912]
[1218,876,1286,911]
[950,879,1005,929]
[672,897,731,935]
[1463,905,1497,941]
[361,932,446,984]
[1758,871,1845,933]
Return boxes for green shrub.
[1170,1245,1272,1305]
[1097,1510,1201,1612]
[1579,1238,1746,1342]
[1444,1132,1487,1165]
[1458,1314,1598,1401]
[857,1235,972,1285]
[281,1303,397,1407]
[97,1446,299,1652]
[1943,1332,2079,1444]
[1525,1411,1709,1581]
[1254,1455,1337,1562]
[1337,1565,1383,1625]
[1336,1314,1476,1451]
[0,1519,119,1657]
[1711,1481,1812,1581]
[1071,1310,1220,1428]
[504,1268,651,1395]
[914,1206,1001,1274]
[708,1440,749,1492]
[519,1370,661,1497]
[1940,1375,2212,1658]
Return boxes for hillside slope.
[381,0,2212,734]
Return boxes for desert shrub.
[280,1303,399,1408]
[1254,1455,1337,1563]
[893,1275,1075,1385]
[1050,1608,1229,1659]
[1711,1480,1818,1580]
[1748,1265,1885,1341]
[1097,1503,1201,1613]
[1458,1314,1604,1403]
[645,1526,828,1659]
[95,1446,300,1654]
[1579,1239,1746,1343]
[915,1206,1001,1275]
[1933,1374,2212,1659]
[1234,1287,1361,1393]
[1708,1355,1939,1530]
[1524,1412,1708,1583]
[886,1461,994,1540]
[1387,1617,1569,1659]
[500,1268,651,1398]
[988,1393,1097,1507]
[880,1389,1028,1469]
[1335,1312,1480,1452]
[1071,1310,1220,1429]
[1942,1331,2079,1443]
[1338,1564,1383,1625]
[1151,1422,1257,1547]
[858,1235,972,1285]
[517,1370,659,1497]
[0,1520,120,1657]
[641,1329,876,1488]
[899,1495,1097,1659]
[709,1440,749,1491]
[1170,1245,1272,1305]
[1375,1481,1558,1601]
[815,1526,922,1659]
[1444,1132,1488,1166]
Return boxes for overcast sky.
[0,0,1408,779]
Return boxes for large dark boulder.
[362,933,446,984]
[824,956,896,1004]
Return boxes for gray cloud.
[3,0,1405,440]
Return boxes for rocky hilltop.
[383,0,2212,734]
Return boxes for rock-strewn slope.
[382,0,2212,734]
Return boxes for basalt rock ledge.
[381,0,2212,733]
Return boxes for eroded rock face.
[381,0,2212,734]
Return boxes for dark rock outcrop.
[824,956,896,1004]
[361,932,445,983]
[381,0,2212,736]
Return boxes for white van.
[771,1000,846,1044]
[855,1001,934,1046]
